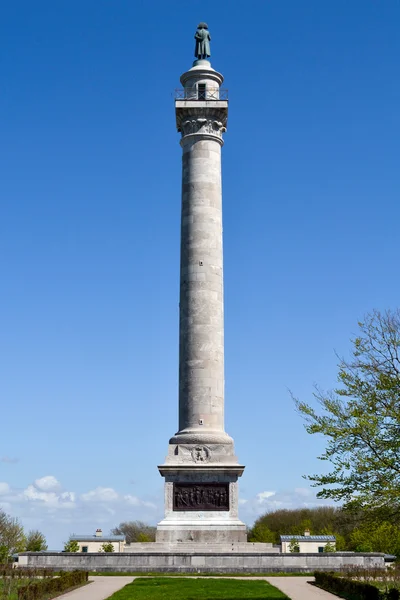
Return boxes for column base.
[156,464,246,545]
[156,520,247,544]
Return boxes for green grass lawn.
[108,578,290,600]
[90,572,309,577]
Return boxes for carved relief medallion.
[173,483,229,511]
[191,445,211,463]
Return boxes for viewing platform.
[175,87,228,101]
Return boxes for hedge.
[18,570,89,600]
[314,571,400,600]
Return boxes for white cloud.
[256,491,276,503]
[60,492,76,502]
[0,483,10,496]
[23,485,75,509]
[124,495,157,509]
[294,487,312,497]
[24,485,57,503]
[0,476,160,550]
[34,476,61,492]
[81,487,119,503]
[239,487,333,524]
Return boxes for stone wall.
[18,551,385,573]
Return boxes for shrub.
[315,571,381,599]
[63,540,79,552]
[99,542,114,553]
[18,570,88,600]
[136,533,153,543]
[0,567,55,598]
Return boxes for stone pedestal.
[157,59,246,543]
[156,465,246,543]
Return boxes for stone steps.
[124,542,281,553]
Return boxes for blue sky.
[1,1,399,549]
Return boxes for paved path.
[57,576,134,600]
[55,575,338,600]
[265,577,339,599]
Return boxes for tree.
[0,510,26,563]
[248,507,344,544]
[349,521,400,555]
[247,523,276,543]
[63,539,79,552]
[289,538,300,553]
[25,530,48,552]
[136,533,152,543]
[295,310,400,520]
[99,542,114,552]
[323,542,336,552]
[327,532,346,551]
[111,521,156,544]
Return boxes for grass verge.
[0,580,90,600]
[107,577,290,599]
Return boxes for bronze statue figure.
[194,22,211,60]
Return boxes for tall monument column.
[157,23,246,544]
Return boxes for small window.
[198,84,206,100]
[318,546,324,553]
[82,546,88,553]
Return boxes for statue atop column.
[194,22,211,60]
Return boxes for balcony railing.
[175,88,228,101]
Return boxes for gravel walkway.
[56,576,134,600]
[265,576,339,599]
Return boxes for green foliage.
[0,511,26,563]
[136,533,152,543]
[111,521,156,544]
[247,523,276,543]
[99,542,114,552]
[289,538,300,553]
[248,506,400,553]
[17,570,88,600]
[294,310,400,517]
[314,571,382,599]
[63,540,79,553]
[349,521,400,555]
[332,532,347,551]
[248,506,344,545]
[323,542,336,552]
[25,531,47,553]
[0,566,55,600]
[108,577,290,599]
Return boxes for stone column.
[177,113,227,443]
[171,61,232,447]
[157,59,246,544]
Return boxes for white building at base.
[281,530,336,553]
[69,529,125,553]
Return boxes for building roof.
[70,535,125,542]
[280,535,336,542]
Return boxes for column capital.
[176,103,228,144]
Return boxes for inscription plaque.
[173,483,229,511]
